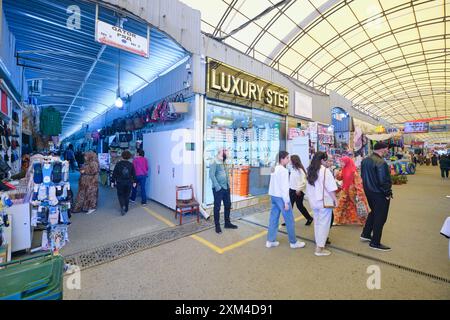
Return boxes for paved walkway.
[64,166,450,299]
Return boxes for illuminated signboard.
[404,122,429,133]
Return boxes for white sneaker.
[315,249,331,256]
[290,241,306,249]
[266,241,280,248]
[86,209,96,215]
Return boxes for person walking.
[112,150,136,216]
[431,153,438,166]
[266,151,305,249]
[334,156,369,225]
[130,149,149,205]
[64,144,76,172]
[72,152,99,215]
[288,155,313,225]
[439,154,450,179]
[306,152,338,256]
[360,142,393,251]
[210,149,238,234]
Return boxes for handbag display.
[322,168,336,209]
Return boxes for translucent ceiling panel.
[306,20,338,47]
[292,34,321,58]
[414,0,443,22]
[326,6,359,34]
[284,0,317,26]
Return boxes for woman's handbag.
[355,195,369,218]
[322,168,336,209]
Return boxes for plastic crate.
[0,253,64,300]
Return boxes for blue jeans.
[267,196,297,244]
[130,176,147,204]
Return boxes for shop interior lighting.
[212,116,234,127]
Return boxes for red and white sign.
[1,89,8,116]
[95,20,149,58]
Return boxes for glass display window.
[204,100,286,205]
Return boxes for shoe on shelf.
[224,222,238,229]
[86,209,96,215]
[360,235,372,242]
[266,241,280,248]
[305,219,313,226]
[369,243,391,252]
[215,226,222,234]
[290,241,306,249]
[315,249,332,256]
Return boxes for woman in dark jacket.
[439,155,450,179]
[112,150,136,215]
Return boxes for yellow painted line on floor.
[142,207,177,228]
[141,206,306,254]
[190,235,224,254]
[220,230,268,254]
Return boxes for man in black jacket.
[360,142,393,251]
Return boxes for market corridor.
[64,166,450,300]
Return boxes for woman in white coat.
[306,152,338,256]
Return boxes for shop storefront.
[203,59,288,206]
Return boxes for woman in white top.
[306,152,338,256]
[266,151,306,249]
[289,155,313,225]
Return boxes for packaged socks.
[52,162,62,183]
[59,205,70,225]
[62,161,70,182]
[38,184,48,201]
[33,162,43,184]
[48,185,58,206]
[49,206,59,226]
[42,163,52,185]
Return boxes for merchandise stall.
[317,123,335,154]
[286,117,311,169]
[204,59,289,207]
[331,107,351,154]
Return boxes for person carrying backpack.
[112,150,136,215]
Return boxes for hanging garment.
[73,152,99,212]
[39,107,62,136]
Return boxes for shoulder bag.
[322,168,336,209]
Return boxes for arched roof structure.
[181,0,449,143]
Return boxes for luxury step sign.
[207,59,289,115]
[95,20,149,58]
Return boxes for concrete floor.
[64,166,450,299]
[61,172,198,256]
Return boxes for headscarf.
[341,156,357,190]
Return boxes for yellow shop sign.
[206,59,289,114]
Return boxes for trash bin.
[0,253,64,300]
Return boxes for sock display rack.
[28,155,72,253]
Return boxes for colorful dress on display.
[73,152,99,212]
[334,157,369,226]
